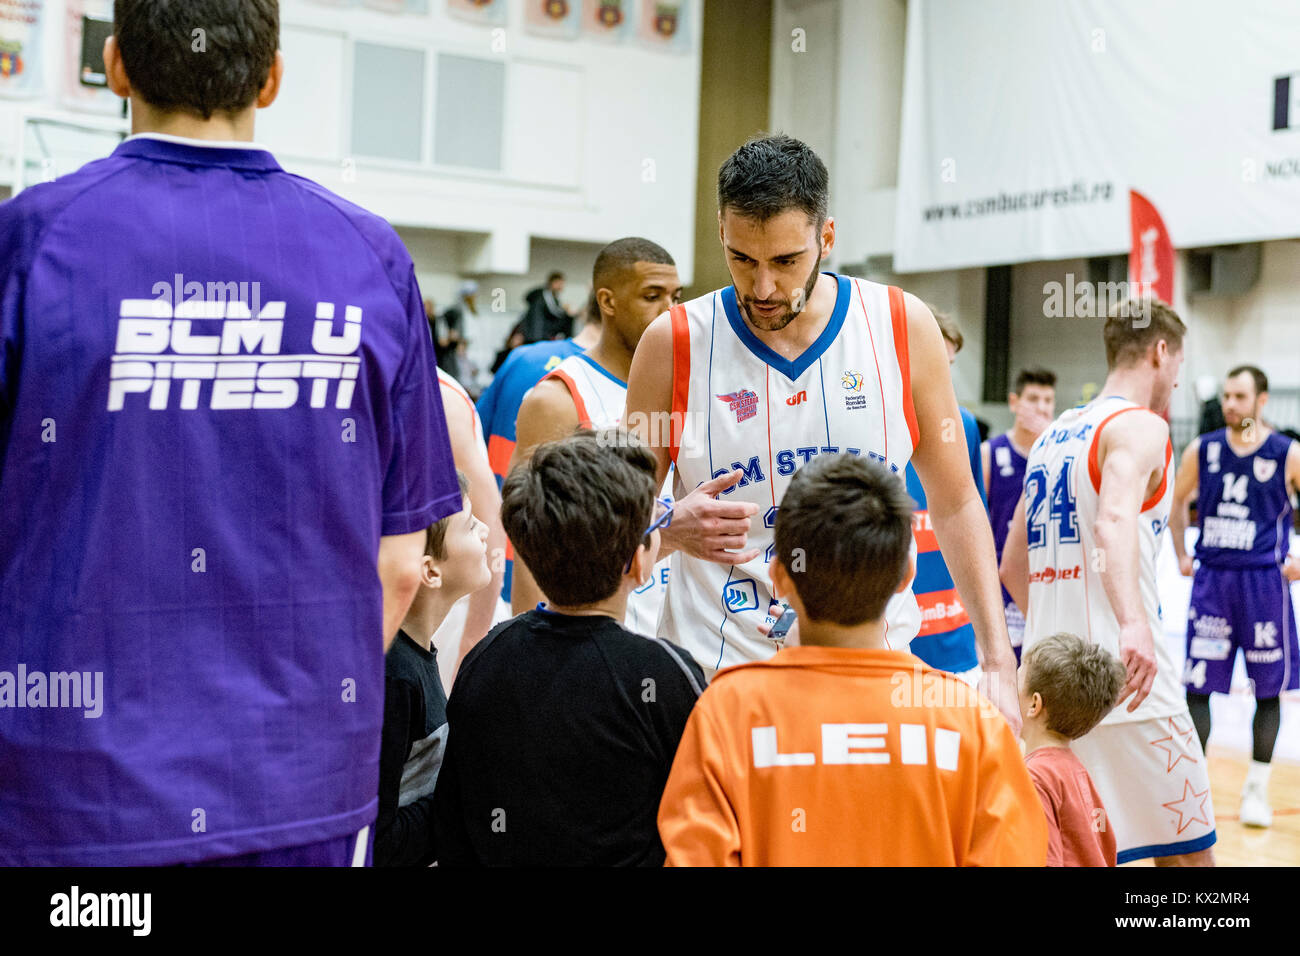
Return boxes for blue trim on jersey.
[706,294,732,669]
[719,273,849,382]
[715,567,734,671]
[1115,830,1216,865]
[576,352,627,389]
[817,356,831,447]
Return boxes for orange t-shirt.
[1024,745,1116,867]
[657,646,1048,866]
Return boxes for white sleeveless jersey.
[437,368,488,465]
[1023,396,1182,726]
[543,352,671,637]
[661,274,921,673]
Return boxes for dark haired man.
[509,237,682,634]
[521,270,573,343]
[625,133,1020,732]
[0,1,461,865]
[1170,365,1300,828]
[1002,300,1217,866]
[982,366,1057,662]
[433,430,705,866]
[657,454,1046,866]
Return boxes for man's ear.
[256,50,285,109]
[820,216,836,258]
[595,287,617,320]
[104,35,131,99]
[769,558,790,601]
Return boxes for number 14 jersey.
[1024,396,1184,726]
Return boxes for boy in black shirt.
[376,472,491,866]
[434,430,705,866]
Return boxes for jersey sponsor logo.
[716,389,759,423]
[1189,636,1231,661]
[108,297,361,412]
[723,578,759,613]
[1028,564,1081,584]
[1206,441,1221,473]
[916,589,971,638]
[841,370,864,392]
[1245,648,1283,664]
[716,447,894,494]
[995,444,1014,475]
[1254,621,1279,648]
[1254,457,1277,483]
[912,509,939,554]
[1189,612,1232,641]
[751,722,962,770]
[785,390,808,406]
[1201,515,1257,550]
[544,356,563,371]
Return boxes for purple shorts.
[181,826,373,867]
[1184,565,1298,698]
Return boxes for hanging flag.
[524,0,581,39]
[582,0,631,42]
[638,0,689,52]
[1128,189,1175,305]
[447,0,506,25]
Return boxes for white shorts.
[1071,713,1217,864]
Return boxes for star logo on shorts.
[1149,716,1198,773]
[1161,778,1212,835]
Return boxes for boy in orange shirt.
[1020,633,1126,866]
[657,454,1047,866]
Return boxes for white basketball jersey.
[1023,396,1182,726]
[661,274,921,673]
[437,368,488,465]
[544,353,671,636]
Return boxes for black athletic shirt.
[433,608,706,866]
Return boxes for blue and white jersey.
[659,274,920,672]
[1195,428,1294,569]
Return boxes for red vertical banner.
[1128,189,1175,305]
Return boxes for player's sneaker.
[1239,781,1272,828]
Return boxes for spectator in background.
[1196,374,1226,435]
[904,306,987,687]
[437,281,478,381]
[522,271,573,342]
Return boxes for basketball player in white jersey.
[436,368,509,683]
[625,134,1020,730]
[1001,299,1216,866]
[509,238,683,635]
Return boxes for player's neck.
[1021,721,1072,754]
[586,333,634,383]
[1008,425,1039,455]
[1226,423,1270,451]
[130,100,256,142]
[573,323,601,349]
[400,587,463,652]
[797,617,890,651]
[1098,369,1154,410]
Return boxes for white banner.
[894,0,1300,272]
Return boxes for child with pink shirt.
[1019,632,1127,867]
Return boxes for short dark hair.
[502,430,656,606]
[1102,299,1186,370]
[1226,364,1268,396]
[592,237,675,291]
[717,133,829,229]
[1023,633,1126,739]
[930,305,962,352]
[1013,367,1057,393]
[547,271,565,285]
[114,0,279,120]
[774,454,914,625]
[424,471,471,560]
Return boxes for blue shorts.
[1184,565,1298,698]
[181,826,373,867]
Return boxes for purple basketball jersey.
[0,136,462,864]
[986,432,1028,560]
[1195,429,1295,569]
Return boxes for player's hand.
[661,469,760,565]
[1283,555,1300,582]
[1178,554,1194,577]
[757,601,800,647]
[1116,620,1157,713]
[982,656,1022,737]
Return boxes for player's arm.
[1094,411,1169,712]
[625,313,757,565]
[657,705,742,867]
[999,495,1030,613]
[379,529,426,652]
[1169,437,1200,576]
[980,440,992,504]
[906,293,1020,734]
[1284,440,1300,581]
[507,378,581,614]
[438,383,507,671]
